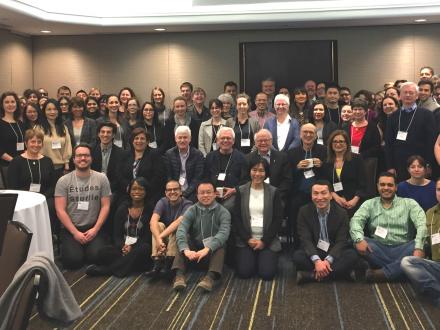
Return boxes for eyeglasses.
[332,140,346,144]
[165,187,180,192]
[75,154,91,158]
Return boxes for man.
[173,181,231,292]
[76,89,88,101]
[293,180,359,284]
[324,83,342,125]
[316,82,326,100]
[287,124,327,246]
[304,79,316,105]
[249,92,275,129]
[55,144,111,269]
[261,77,276,113]
[147,180,193,278]
[419,66,434,81]
[223,81,238,99]
[350,172,427,282]
[417,80,440,112]
[244,129,292,203]
[205,127,246,212]
[89,87,101,99]
[435,84,440,104]
[180,81,193,106]
[38,88,48,98]
[340,87,352,105]
[385,82,437,182]
[164,125,205,202]
[57,85,71,99]
[401,178,440,307]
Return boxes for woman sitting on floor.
[86,177,154,277]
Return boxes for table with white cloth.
[0,190,54,261]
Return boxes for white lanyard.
[9,122,24,143]
[220,152,233,176]
[144,123,157,142]
[212,121,222,137]
[397,108,418,133]
[238,120,251,140]
[26,158,41,184]
[126,208,143,238]
[332,162,343,183]
[430,213,440,237]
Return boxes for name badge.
[77,201,89,210]
[202,236,213,248]
[374,226,388,239]
[305,158,313,169]
[149,141,157,148]
[16,142,25,151]
[317,138,324,145]
[241,139,251,147]
[114,140,123,148]
[125,236,138,245]
[218,173,226,181]
[179,176,186,186]
[333,182,343,192]
[432,233,440,245]
[317,239,330,252]
[52,141,61,149]
[396,131,407,141]
[212,142,218,151]
[351,146,360,154]
[29,183,41,192]
[264,177,270,184]
[251,216,264,228]
[304,169,315,178]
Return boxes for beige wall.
[0,29,32,94]
[19,23,440,104]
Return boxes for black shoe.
[86,264,106,276]
[144,259,163,278]
[365,268,387,283]
[296,271,315,285]
[160,257,174,278]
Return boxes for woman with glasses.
[137,101,166,153]
[321,130,367,217]
[58,96,70,122]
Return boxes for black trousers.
[288,192,311,247]
[235,246,278,281]
[292,247,359,279]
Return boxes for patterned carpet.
[28,255,440,330]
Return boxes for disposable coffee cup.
[216,187,224,198]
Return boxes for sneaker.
[365,269,387,283]
[197,276,214,292]
[296,271,315,285]
[173,274,187,291]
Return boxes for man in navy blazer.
[263,94,300,152]
[293,180,360,284]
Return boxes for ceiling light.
[40,30,51,33]
[414,19,427,23]
[154,28,166,31]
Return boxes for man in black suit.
[243,129,292,203]
[293,180,360,284]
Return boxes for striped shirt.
[350,196,427,249]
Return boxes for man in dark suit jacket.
[293,180,360,284]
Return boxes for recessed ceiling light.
[40,30,52,33]
[414,19,427,23]
[154,28,166,31]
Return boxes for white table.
[1,190,54,261]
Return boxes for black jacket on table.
[343,122,381,159]
[243,149,292,202]
[320,153,367,201]
[164,146,205,201]
[204,149,247,188]
[65,117,97,147]
[297,201,351,259]
[91,143,127,194]
[233,182,282,252]
[119,147,166,203]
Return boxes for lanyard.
[304,148,313,160]
[397,108,418,133]
[238,120,251,139]
[126,208,143,238]
[9,122,24,143]
[144,123,157,142]
[74,172,92,202]
[219,152,233,175]
[212,121,223,137]
[26,158,41,184]
[332,162,343,183]
[430,212,440,236]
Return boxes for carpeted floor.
[28,255,439,330]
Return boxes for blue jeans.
[364,238,415,280]
[401,256,440,306]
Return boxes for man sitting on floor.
[172,181,231,292]
[401,178,440,307]
[293,180,360,284]
[350,172,427,282]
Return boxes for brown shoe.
[173,274,187,291]
[197,276,214,292]
[365,269,387,283]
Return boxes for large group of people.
[0,68,439,305]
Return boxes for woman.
[0,91,26,188]
[397,155,436,211]
[23,89,39,105]
[188,87,209,122]
[119,128,166,204]
[353,89,377,122]
[340,104,353,127]
[343,98,381,159]
[137,101,166,153]
[377,96,399,138]
[96,94,130,149]
[86,177,154,277]
[151,87,170,125]
[310,102,337,146]
[230,93,259,154]
[118,87,135,114]
[85,96,101,120]
[58,96,70,121]
[163,96,200,151]
[198,99,232,157]
[321,130,366,217]
[38,99,72,178]
[385,86,400,100]
[218,93,235,119]
[98,95,108,116]
[125,97,142,130]
[65,96,97,147]
[23,102,43,130]
[233,157,282,280]
[290,87,312,126]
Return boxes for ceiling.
[0,0,439,35]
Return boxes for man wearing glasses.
[55,143,111,269]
